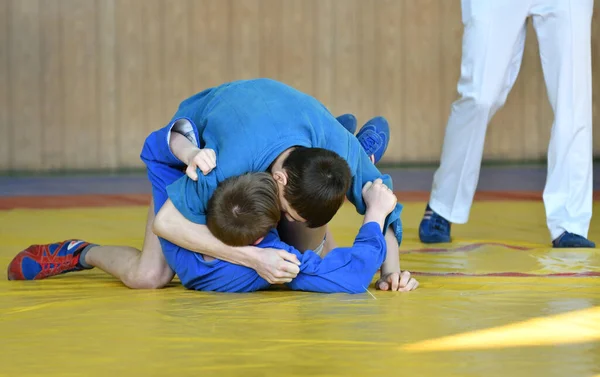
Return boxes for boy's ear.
[252,236,265,245]
[272,170,288,186]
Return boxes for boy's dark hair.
[282,147,351,228]
[206,172,281,246]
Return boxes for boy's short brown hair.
[206,172,281,246]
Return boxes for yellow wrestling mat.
[1,201,599,376]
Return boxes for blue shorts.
[141,125,270,293]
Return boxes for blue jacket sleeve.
[289,222,386,294]
[140,123,184,169]
[256,222,386,294]
[165,173,217,225]
[140,116,216,225]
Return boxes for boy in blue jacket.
[165,171,410,293]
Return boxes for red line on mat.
[398,191,543,201]
[411,271,600,277]
[0,194,152,210]
[400,243,532,253]
[1,191,599,210]
[399,191,600,201]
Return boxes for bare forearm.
[363,209,386,232]
[170,131,200,165]
[381,225,400,273]
[362,211,400,272]
[153,200,258,268]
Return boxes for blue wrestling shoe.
[7,240,95,280]
[552,232,596,248]
[356,116,390,164]
[336,114,357,134]
[419,204,451,243]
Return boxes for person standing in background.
[419,0,595,248]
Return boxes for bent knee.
[459,93,504,114]
[124,267,174,289]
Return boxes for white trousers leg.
[531,0,594,240]
[430,0,532,223]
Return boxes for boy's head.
[273,147,351,228]
[206,172,281,246]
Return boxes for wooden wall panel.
[332,0,360,123]
[373,0,403,162]
[164,0,193,113]
[358,0,376,128]
[0,0,9,170]
[0,0,599,172]
[312,0,335,109]
[230,0,260,80]
[115,0,145,167]
[142,0,165,141]
[40,0,64,170]
[401,0,443,162]
[281,0,313,94]
[62,0,98,169]
[97,0,118,169]
[193,0,231,91]
[259,0,282,81]
[10,0,42,170]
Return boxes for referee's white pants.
[430,0,594,240]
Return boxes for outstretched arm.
[344,140,417,291]
[284,180,417,293]
[284,222,386,294]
